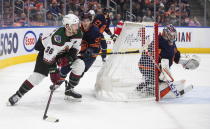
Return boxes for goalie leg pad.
[160,80,186,99]
[159,59,174,81]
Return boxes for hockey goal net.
[95,22,159,101]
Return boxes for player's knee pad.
[70,59,85,76]
[27,72,46,86]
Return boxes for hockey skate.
[136,82,146,91]
[136,83,154,97]
[64,82,82,101]
[102,58,106,62]
[8,93,21,106]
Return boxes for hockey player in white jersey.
[59,12,103,100]
[8,14,85,106]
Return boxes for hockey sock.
[101,49,107,59]
[68,73,81,88]
[16,80,34,97]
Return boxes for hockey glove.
[56,48,78,67]
[57,56,74,67]
[83,48,94,58]
[49,68,65,86]
[179,55,200,70]
[110,34,117,42]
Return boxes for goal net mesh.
[95,22,159,101]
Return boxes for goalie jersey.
[35,27,83,64]
[139,35,180,69]
[159,35,180,67]
[138,35,180,83]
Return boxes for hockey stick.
[179,84,193,95]
[160,84,193,98]
[95,50,141,55]
[143,41,184,98]
[146,50,194,98]
[43,84,59,123]
[145,51,174,81]
[94,40,151,55]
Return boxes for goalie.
[137,24,200,98]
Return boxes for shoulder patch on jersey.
[54,35,62,43]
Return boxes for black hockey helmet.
[81,12,92,21]
[103,8,110,15]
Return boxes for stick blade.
[180,84,194,96]
[43,115,59,123]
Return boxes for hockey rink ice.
[0,54,210,129]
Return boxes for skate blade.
[64,96,82,102]
[6,101,15,106]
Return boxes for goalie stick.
[146,49,194,98]
[179,84,193,95]
[142,38,191,98]
[145,50,174,81]
[145,50,182,97]
[43,84,59,123]
[160,84,193,98]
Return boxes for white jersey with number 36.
[40,27,82,64]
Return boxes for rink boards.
[0,26,210,69]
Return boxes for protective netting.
[95,22,158,101]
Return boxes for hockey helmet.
[163,24,177,42]
[62,14,79,26]
[81,12,92,21]
[89,10,95,16]
[103,8,110,14]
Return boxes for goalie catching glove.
[179,55,200,70]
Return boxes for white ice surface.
[0,54,210,129]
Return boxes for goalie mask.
[163,24,177,43]
[62,14,80,35]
